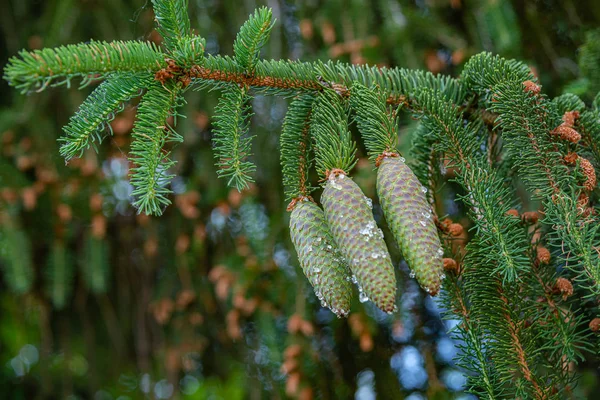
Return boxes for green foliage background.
[1,0,599,399]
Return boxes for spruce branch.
[280,94,315,202]
[464,248,549,399]
[440,270,499,399]
[350,82,399,162]
[151,0,191,51]
[409,123,440,206]
[212,84,256,191]
[462,53,600,296]
[577,109,600,170]
[3,41,165,93]
[129,81,183,215]
[233,7,275,74]
[412,88,530,282]
[60,73,151,161]
[310,90,357,177]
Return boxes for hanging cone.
[321,171,397,313]
[289,199,353,317]
[377,156,443,295]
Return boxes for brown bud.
[589,318,600,332]
[287,314,303,334]
[91,215,107,238]
[443,258,458,273]
[286,372,301,397]
[280,359,299,374]
[554,277,573,300]
[176,289,196,309]
[506,209,520,218]
[563,152,578,165]
[143,237,158,258]
[359,332,374,352]
[521,211,539,224]
[21,187,37,210]
[440,218,453,232]
[56,203,72,222]
[175,234,190,255]
[523,80,541,95]
[448,223,464,237]
[284,344,302,360]
[536,247,551,265]
[300,320,315,337]
[298,387,314,400]
[552,123,581,143]
[579,157,597,192]
[562,111,580,126]
[89,193,103,212]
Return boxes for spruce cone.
[377,157,443,295]
[289,199,352,317]
[321,172,397,313]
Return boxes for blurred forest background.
[1,0,600,399]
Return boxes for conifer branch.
[577,109,600,169]
[129,81,183,215]
[349,83,399,162]
[412,88,530,282]
[3,41,165,93]
[233,7,275,74]
[212,84,256,191]
[280,95,315,202]
[151,0,191,51]
[310,90,357,177]
[60,73,151,161]
[462,53,600,296]
[441,271,499,399]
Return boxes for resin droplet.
[359,291,369,303]
[409,271,416,278]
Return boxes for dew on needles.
[4,2,600,396]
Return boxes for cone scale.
[289,199,353,317]
[321,172,397,313]
[377,156,443,295]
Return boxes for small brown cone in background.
[554,278,573,300]
[589,318,600,332]
[536,247,551,265]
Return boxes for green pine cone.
[321,173,397,313]
[377,156,443,295]
[290,199,353,317]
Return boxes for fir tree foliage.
[212,84,256,191]
[3,41,165,93]
[233,7,275,74]
[60,73,151,161]
[280,94,314,201]
[412,88,530,282]
[129,81,183,215]
[151,0,191,51]
[3,2,600,396]
[463,52,600,296]
[349,83,400,161]
[309,90,357,177]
